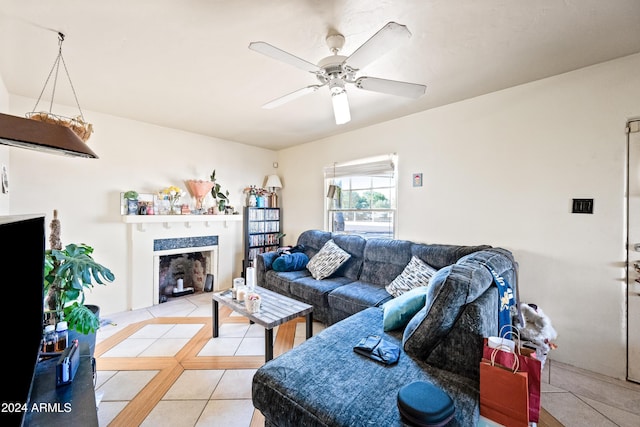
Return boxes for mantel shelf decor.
[186,180,215,211]
[122,214,242,232]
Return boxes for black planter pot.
[68,304,100,357]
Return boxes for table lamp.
[265,174,283,207]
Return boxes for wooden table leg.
[306,312,313,339]
[265,328,274,362]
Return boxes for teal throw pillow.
[272,252,310,272]
[383,286,430,331]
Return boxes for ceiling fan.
[249,21,426,125]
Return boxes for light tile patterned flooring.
[95,292,640,426]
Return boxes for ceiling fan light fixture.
[331,91,350,125]
[249,21,425,125]
[328,75,345,94]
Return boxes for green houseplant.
[210,169,230,212]
[123,190,138,200]
[44,243,115,335]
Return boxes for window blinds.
[323,154,396,179]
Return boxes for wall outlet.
[572,198,593,214]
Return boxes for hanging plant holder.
[26,32,94,142]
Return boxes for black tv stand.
[22,345,98,427]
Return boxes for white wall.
[7,95,278,316]
[278,53,640,379]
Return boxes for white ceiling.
[1,0,639,151]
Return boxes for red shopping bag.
[480,348,529,427]
[483,337,542,422]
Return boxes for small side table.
[212,286,313,361]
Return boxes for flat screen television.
[0,214,45,426]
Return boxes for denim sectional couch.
[252,230,518,426]
[256,230,493,325]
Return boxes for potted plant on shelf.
[44,242,115,356]
[210,170,230,213]
[124,190,139,215]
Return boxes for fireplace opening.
[153,235,218,305]
[158,251,210,303]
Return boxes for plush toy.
[517,303,558,366]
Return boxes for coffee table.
[212,286,314,361]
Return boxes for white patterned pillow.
[306,239,351,280]
[386,256,436,297]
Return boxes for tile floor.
[95,292,640,426]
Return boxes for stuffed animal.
[517,303,558,366]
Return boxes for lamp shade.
[265,174,283,189]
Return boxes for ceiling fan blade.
[262,85,321,109]
[249,41,321,73]
[344,22,412,71]
[355,76,426,98]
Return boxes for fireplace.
[153,236,218,304]
[122,214,242,310]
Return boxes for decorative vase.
[248,194,257,207]
[186,179,215,211]
[169,200,180,214]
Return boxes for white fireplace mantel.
[122,214,243,309]
[122,214,242,231]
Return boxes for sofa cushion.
[382,286,429,331]
[297,229,332,260]
[307,239,351,280]
[359,238,413,286]
[262,269,311,295]
[386,255,437,297]
[402,262,494,359]
[289,276,354,313]
[331,234,366,281]
[272,252,309,272]
[411,243,492,270]
[327,281,393,317]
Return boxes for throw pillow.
[306,239,351,280]
[386,256,437,297]
[272,252,310,272]
[382,286,430,331]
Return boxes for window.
[324,154,397,239]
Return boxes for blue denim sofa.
[256,230,492,325]
[252,230,518,426]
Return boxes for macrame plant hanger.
[26,32,93,142]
